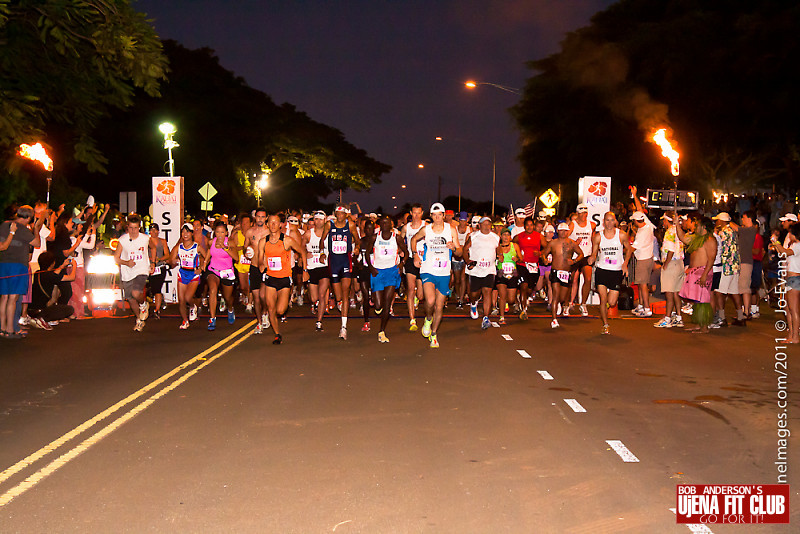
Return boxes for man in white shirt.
[114,214,152,332]
[629,186,655,317]
[654,213,685,327]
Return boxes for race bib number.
[180,258,194,269]
[245,246,255,259]
[267,257,282,271]
[433,258,450,270]
[331,240,348,254]
[557,270,570,284]
[307,254,321,269]
[477,260,492,269]
[603,257,619,266]
[219,268,235,280]
[129,251,144,263]
[502,262,515,277]
[525,262,539,274]
[151,265,162,276]
[239,253,251,266]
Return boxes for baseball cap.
[479,216,492,224]
[557,223,570,231]
[576,203,589,213]
[430,203,445,214]
[514,208,526,217]
[445,209,454,215]
[779,213,798,222]
[313,211,325,220]
[287,216,299,225]
[631,211,646,221]
[458,211,469,221]
[712,212,731,222]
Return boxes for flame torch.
[18,142,54,205]
[651,128,680,211]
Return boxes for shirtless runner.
[245,208,270,333]
[540,223,584,329]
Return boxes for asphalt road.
[0,301,797,533]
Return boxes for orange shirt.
[264,235,292,278]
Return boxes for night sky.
[135,0,616,212]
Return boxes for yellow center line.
[0,320,255,498]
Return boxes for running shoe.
[228,309,235,324]
[672,315,684,328]
[631,305,644,316]
[180,320,190,330]
[139,300,149,321]
[653,316,673,328]
[409,319,418,332]
[339,326,348,340]
[470,303,479,320]
[519,310,528,321]
[490,307,499,316]
[18,316,30,326]
[550,319,560,329]
[272,334,282,345]
[681,303,694,314]
[361,322,370,332]
[208,317,216,331]
[134,318,145,332]
[601,324,610,335]
[378,331,389,343]
[481,316,491,330]
[429,334,439,348]
[349,298,357,309]
[580,304,588,317]
[498,317,506,325]
[563,304,572,317]
[555,303,562,316]
[189,305,198,322]
[456,301,463,310]
[641,308,653,317]
[315,321,323,332]
[246,303,254,313]
[297,293,304,306]
[254,324,263,334]
[311,302,317,315]
[421,318,432,338]
[261,314,270,330]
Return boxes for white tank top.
[457,228,469,246]
[466,231,500,277]
[420,225,453,276]
[405,221,426,255]
[569,220,593,255]
[789,242,800,273]
[598,229,624,271]
[306,229,327,269]
[373,230,400,269]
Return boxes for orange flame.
[651,129,679,176]
[18,143,53,171]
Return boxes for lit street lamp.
[158,122,179,177]
[464,80,521,95]
[255,172,269,206]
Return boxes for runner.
[244,208,270,333]
[258,214,306,344]
[230,213,253,312]
[202,221,237,331]
[509,208,527,239]
[495,228,522,325]
[514,217,542,320]
[320,204,360,340]
[114,214,152,332]
[541,223,583,328]
[169,224,208,329]
[411,202,461,347]
[354,218,375,332]
[675,215,717,333]
[630,187,656,317]
[364,215,408,342]
[400,203,426,331]
[567,203,596,316]
[451,212,470,308]
[147,223,170,320]
[464,216,499,329]
[302,211,331,332]
[588,212,632,335]
[286,215,306,306]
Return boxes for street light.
[158,122,179,177]
[255,172,269,206]
[435,136,497,216]
[464,80,521,95]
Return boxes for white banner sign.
[578,176,612,227]
[152,176,184,303]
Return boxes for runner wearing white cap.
[567,203,596,316]
[541,222,583,328]
[410,202,461,348]
[464,216,499,329]
[302,211,331,332]
[509,208,527,239]
[400,203,426,331]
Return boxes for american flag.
[506,200,536,224]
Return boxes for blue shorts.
[371,266,401,292]
[0,263,29,295]
[329,255,352,282]
[179,268,200,285]
[420,273,451,296]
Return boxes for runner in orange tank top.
[257,215,306,344]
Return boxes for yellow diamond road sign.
[199,182,217,200]
[539,188,559,208]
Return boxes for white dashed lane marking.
[537,370,554,380]
[564,399,586,413]
[501,334,513,341]
[516,349,532,359]
[491,322,500,328]
[669,508,715,533]
[605,440,640,462]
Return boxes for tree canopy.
[513,0,800,200]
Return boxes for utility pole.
[438,175,442,202]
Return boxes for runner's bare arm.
[396,233,409,261]
[588,232,600,265]
[350,221,361,251]
[450,226,462,256]
[462,234,473,264]
[256,237,266,272]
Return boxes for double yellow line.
[0,320,255,507]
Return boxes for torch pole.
[46,171,53,207]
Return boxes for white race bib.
[557,270,570,284]
[433,258,450,270]
[267,257,282,271]
[331,240,348,255]
[219,268,235,280]
[307,254,321,269]
[525,262,539,274]
[477,260,492,269]
[151,265,162,276]
[239,253,251,266]
[603,257,619,266]
[502,262,515,276]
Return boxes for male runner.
[588,212,632,334]
[258,214,306,344]
[541,223,583,328]
[400,203,426,331]
[514,216,542,320]
[302,211,331,332]
[451,212,470,308]
[463,216,499,329]
[567,203,596,316]
[245,208,270,333]
[114,214,152,332]
[509,208,527,239]
[411,203,461,347]
[364,215,408,342]
[320,204,360,340]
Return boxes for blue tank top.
[327,222,352,256]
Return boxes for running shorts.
[420,272,451,296]
[371,266,401,292]
[122,274,148,299]
[308,266,331,285]
[329,255,352,282]
[594,267,624,292]
[549,269,571,288]
[403,256,420,278]
[265,275,292,291]
[469,274,495,293]
[249,265,262,290]
[179,267,200,285]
